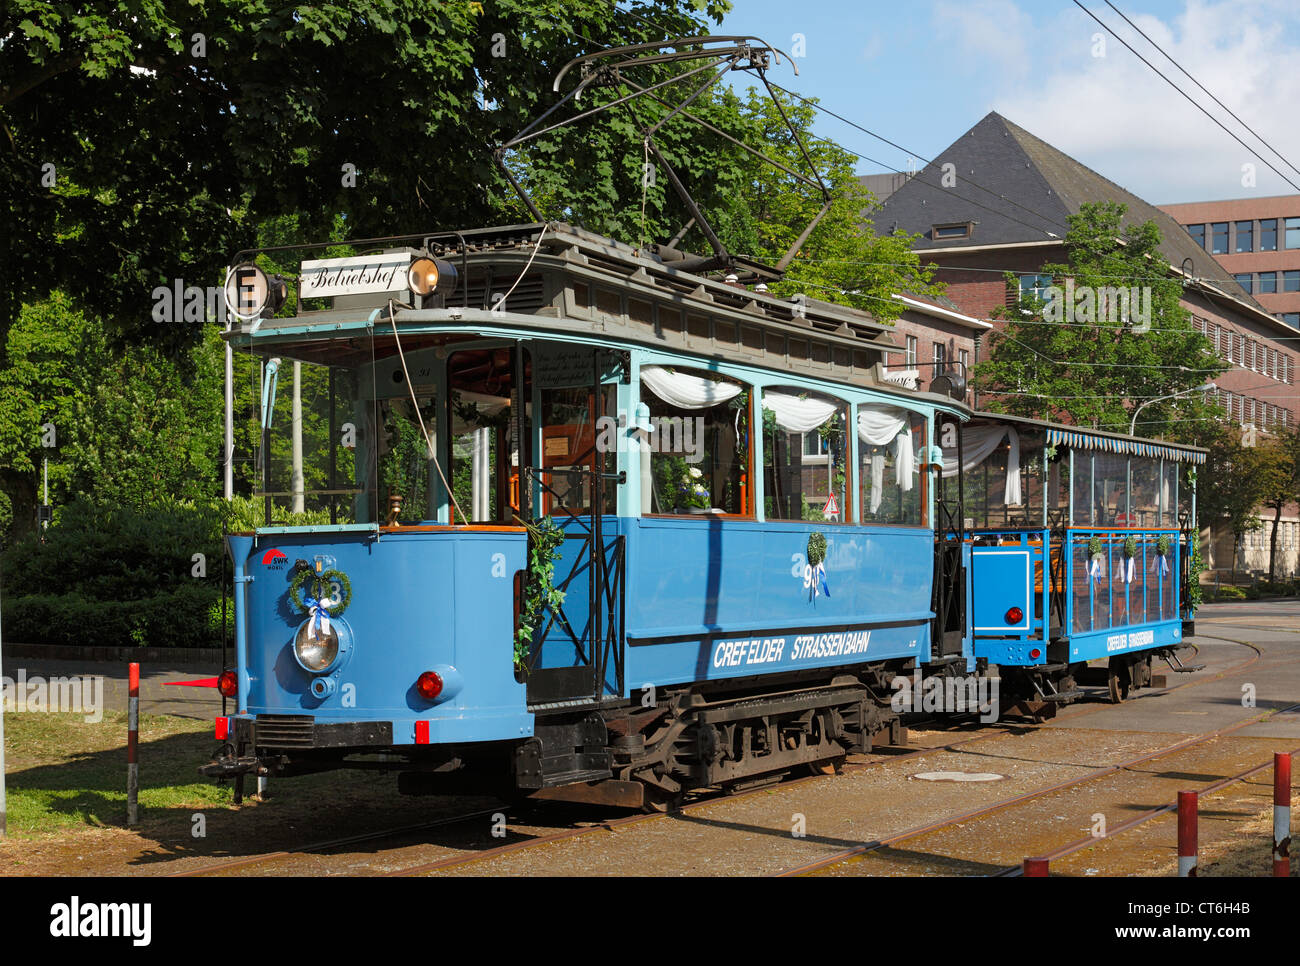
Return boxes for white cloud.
[932,0,1033,78]
[993,0,1300,202]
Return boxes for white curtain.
[641,366,742,409]
[858,403,915,513]
[942,423,1022,505]
[762,391,840,433]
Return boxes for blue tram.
[941,415,1204,716]
[200,222,1202,807]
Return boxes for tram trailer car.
[202,223,979,809]
[948,413,1205,718]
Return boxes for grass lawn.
[2,711,231,838]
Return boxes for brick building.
[873,111,1300,577]
[1159,196,1300,329]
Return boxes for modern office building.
[1158,196,1300,329]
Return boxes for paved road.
[2,658,222,719]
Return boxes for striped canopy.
[1046,427,1206,464]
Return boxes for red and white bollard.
[127,662,139,827]
[1023,858,1049,877]
[1178,791,1197,877]
[1275,753,1292,878]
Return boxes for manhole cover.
[910,771,1005,782]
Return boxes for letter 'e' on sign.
[224,264,273,321]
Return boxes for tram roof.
[226,221,973,415]
[967,411,1208,465]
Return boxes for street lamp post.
[1130,383,1216,436]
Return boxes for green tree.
[974,201,1226,439]
[1255,427,1300,582]
[1,0,730,340]
[1198,425,1267,579]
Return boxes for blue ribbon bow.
[303,594,333,639]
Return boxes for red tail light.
[215,717,230,741]
[416,671,444,701]
[217,670,238,698]
[1005,607,1024,624]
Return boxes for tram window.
[1048,450,1069,525]
[1072,452,1094,526]
[1096,453,1130,526]
[761,388,850,523]
[377,393,438,522]
[1130,457,1159,528]
[1160,460,1179,527]
[641,366,751,516]
[858,404,925,526]
[538,382,616,515]
[448,348,522,525]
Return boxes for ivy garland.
[515,516,568,672]
[807,532,827,567]
[289,568,353,619]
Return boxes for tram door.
[933,414,969,662]
[522,345,625,707]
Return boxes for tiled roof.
[877,111,1265,310]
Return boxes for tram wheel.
[1107,657,1131,704]
[807,756,845,777]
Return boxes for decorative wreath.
[1122,536,1138,558]
[1156,534,1171,557]
[289,568,352,619]
[1087,535,1104,557]
[807,532,827,568]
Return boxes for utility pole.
[291,360,305,513]
[224,324,234,500]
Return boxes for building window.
[1261,219,1278,251]
[1211,222,1229,254]
[1283,312,1300,328]
[1019,274,1054,300]
[1284,270,1300,293]
[905,335,917,367]
[1235,220,1254,252]
[1187,224,1206,249]
[933,342,947,371]
[932,222,972,240]
[1260,271,1278,294]
[1287,217,1300,249]
[1234,273,1254,293]
[958,348,970,375]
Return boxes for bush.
[0,494,329,648]
[4,583,222,648]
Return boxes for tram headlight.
[294,621,340,673]
[408,256,458,298]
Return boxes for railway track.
[168,631,1266,877]
[776,696,1300,877]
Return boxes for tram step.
[1030,662,1070,674]
[1170,664,1206,673]
[1041,689,1085,703]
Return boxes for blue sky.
[711,0,1300,204]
